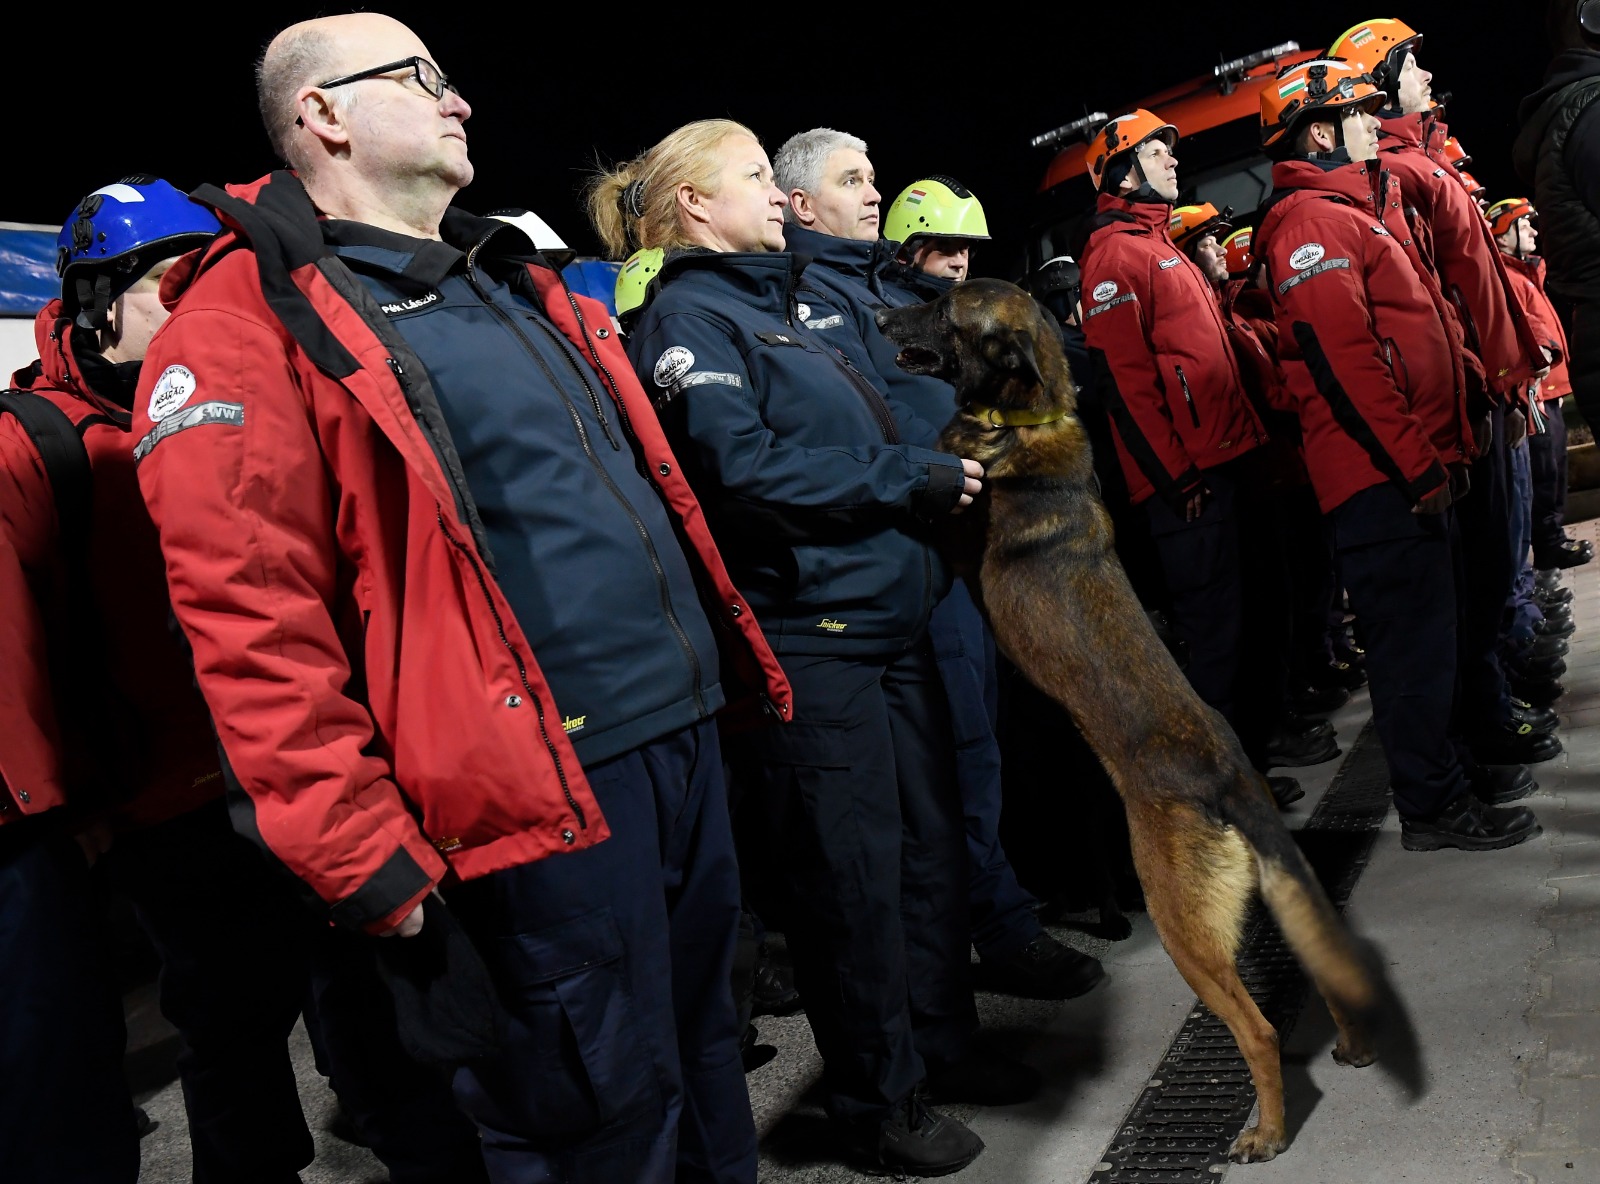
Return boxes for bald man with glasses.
[134,13,790,1182]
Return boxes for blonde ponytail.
[585,119,760,260]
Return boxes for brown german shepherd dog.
[877,280,1420,1163]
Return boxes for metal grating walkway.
[1086,720,1392,1183]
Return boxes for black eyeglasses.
[316,56,459,100]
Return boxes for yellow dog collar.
[968,403,1070,428]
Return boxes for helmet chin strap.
[1123,154,1168,204]
[1311,115,1356,165]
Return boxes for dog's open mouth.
[894,345,947,376]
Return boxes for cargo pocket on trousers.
[479,907,658,1135]
[754,721,873,907]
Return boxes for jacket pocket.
[471,908,659,1134]
[1383,338,1411,396]
[1174,364,1201,428]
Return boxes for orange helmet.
[1222,227,1255,278]
[1441,136,1470,170]
[1487,198,1535,238]
[1329,18,1422,91]
[1087,109,1179,192]
[1458,171,1487,199]
[1168,203,1234,251]
[1261,58,1386,153]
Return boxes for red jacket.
[133,173,792,933]
[1502,253,1572,402]
[1378,111,1542,393]
[1079,193,1266,506]
[1257,160,1473,514]
[1,305,221,829]
[1222,281,1310,489]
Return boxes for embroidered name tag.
[380,291,442,316]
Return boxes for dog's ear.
[983,327,1045,389]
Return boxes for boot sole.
[860,1141,985,1178]
[1401,823,1543,852]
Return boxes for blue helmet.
[57,175,220,328]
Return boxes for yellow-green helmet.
[883,176,991,248]
[614,247,664,317]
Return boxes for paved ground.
[127,521,1600,1183]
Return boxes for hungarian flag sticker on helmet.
[905,189,926,205]
[1350,27,1376,47]
[1278,77,1307,99]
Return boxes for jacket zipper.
[1175,365,1201,428]
[462,261,706,719]
[436,507,585,829]
[468,237,621,451]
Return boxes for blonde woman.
[588,121,1017,1178]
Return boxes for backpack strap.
[0,389,93,548]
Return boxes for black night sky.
[12,5,1557,279]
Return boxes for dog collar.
[968,403,1070,428]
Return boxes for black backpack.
[0,388,93,550]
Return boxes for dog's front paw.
[1228,1125,1287,1163]
[1332,1037,1376,1068]
[1097,911,1134,941]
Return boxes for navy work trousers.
[1145,458,1244,724]
[1330,482,1468,819]
[447,719,754,1184]
[743,644,976,1124]
[1528,397,1569,558]
[0,820,140,1184]
[108,798,485,1184]
[1454,405,1516,732]
[929,579,1042,962]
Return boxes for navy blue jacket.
[627,249,965,654]
[879,259,958,307]
[328,219,723,764]
[785,225,959,435]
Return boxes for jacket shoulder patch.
[133,401,244,463]
[147,364,197,422]
[1157,256,1183,270]
[653,346,695,388]
[1289,243,1326,270]
[1091,280,1118,302]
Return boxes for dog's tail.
[1221,780,1425,1097]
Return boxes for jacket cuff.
[914,459,966,517]
[329,844,441,933]
[1158,464,1206,512]
[1401,459,1450,506]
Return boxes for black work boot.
[974,933,1105,1000]
[1472,722,1563,766]
[1470,763,1538,805]
[1267,775,1306,808]
[1510,677,1565,707]
[848,1092,985,1177]
[1261,726,1340,768]
[1401,795,1541,851]
[751,943,802,1016]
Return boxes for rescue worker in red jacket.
[1079,114,1303,778]
[1173,207,1349,754]
[133,15,790,1184]
[1490,196,1592,576]
[1256,56,1541,851]
[3,177,488,1184]
[1328,18,1560,769]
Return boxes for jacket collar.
[1501,252,1545,281]
[12,300,137,419]
[658,248,806,319]
[1089,191,1174,238]
[1267,158,1382,208]
[781,224,896,280]
[1377,110,1429,149]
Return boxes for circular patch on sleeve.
[653,346,695,388]
[147,365,197,421]
[1091,280,1118,302]
[796,302,812,322]
[1289,243,1326,271]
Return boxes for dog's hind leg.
[1138,823,1289,1163]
